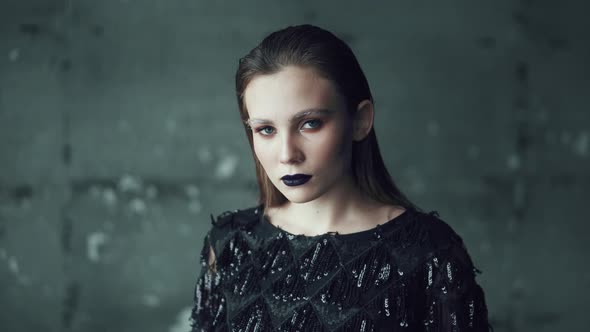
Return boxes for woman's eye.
[255,126,275,136]
[302,119,322,130]
[254,120,321,137]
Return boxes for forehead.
[244,66,344,120]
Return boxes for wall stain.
[91,24,104,37]
[11,185,33,202]
[511,10,529,27]
[303,10,317,22]
[511,7,569,52]
[62,281,80,329]
[514,61,529,84]
[62,143,72,165]
[61,213,73,254]
[18,23,42,37]
[60,59,73,73]
[476,36,497,49]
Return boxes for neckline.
[257,204,411,242]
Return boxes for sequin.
[447,261,453,281]
[190,206,492,331]
[468,299,475,327]
[384,297,391,317]
[357,263,367,287]
[451,312,457,326]
[376,263,390,285]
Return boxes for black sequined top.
[190,205,492,331]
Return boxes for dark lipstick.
[281,174,311,187]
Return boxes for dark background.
[1,0,589,331]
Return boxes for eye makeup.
[253,119,324,136]
[246,108,334,127]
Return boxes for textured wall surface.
[1,0,589,331]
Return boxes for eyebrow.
[245,108,334,127]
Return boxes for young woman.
[190,24,492,331]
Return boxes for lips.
[281,174,312,187]
[281,174,311,181]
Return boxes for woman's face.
[244,66,355,204]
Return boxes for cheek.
[253,139,272,166]
[311,126,351,162]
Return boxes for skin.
[244,66,405,236]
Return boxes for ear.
[352,99,374,141]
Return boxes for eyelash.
[254,119,322,136]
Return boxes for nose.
[279,132,304,165]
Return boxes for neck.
[278,174,383,234]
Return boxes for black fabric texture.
[190,205,493,332]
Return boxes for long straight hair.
[235,24,420,212]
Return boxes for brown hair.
[235,24,420,212]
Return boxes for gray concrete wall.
[1,0,588,331]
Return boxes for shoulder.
[402,209,475,269]
[203,205,262,254]
[409,209,481,277]
[208,204,262,232]
[410,209,466,251]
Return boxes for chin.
[281,189,323,204]
[284,196,311,204]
